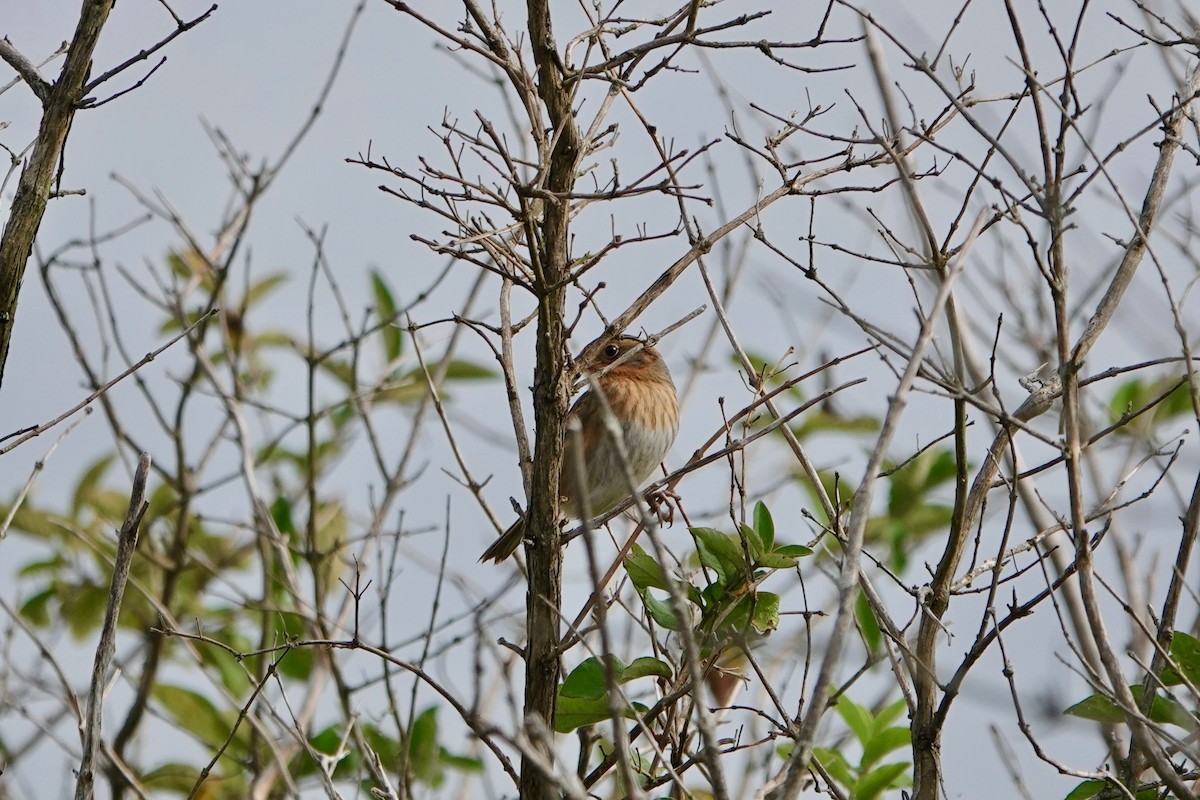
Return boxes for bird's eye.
[603,343,621,360]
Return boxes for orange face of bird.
[577,335,671,387]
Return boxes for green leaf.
[197,633,252,696]
[1108,376,1193,429]
[375,375,425,405]
[144,481,178,526]
[861,726,911,769]
[438,359,498,380]
[561,655,672,704]
[408,706,442,785]
[371,270,403,362]
[164,249,213,286]
[1163,631,1200,687]
[792,408,880,438]
[440,750,485,772]
[854,761,911,800]
[621,656,673,682]
[1065,685,1194,728]
[562,656,623,700]
[700,580,725,612]
[268,613,315,681]
[152,684,239,753]
[856,591,882,654]
[554,693,612,732]
[753,501,775,549]
[554,672,652,733]
[72,455,114,517]
[691,527,746,586]
[328,399,355,430]
[1108,379,1142,423]
[313,500,348,588]
[88,489,135,522]
[18,554,64,578]
[773,544,813,557]
[376,359,498,406]
[554,694,649,733]
[887,448,957,519]
[739,524,765,559]
[63,582,108,638]
[316,357,358,390]
[142,762,202,793]
[1062,781,1157,800]
[624,544,670,591]
[19,587,54,626]
[737,350,798,393]
[270,496,296,539]
[1064,781,1105,800]
[756,548,804,569]
[748,591,781,634]
[158,306,208,335]
[836,696,874,745]
[812,746,855,788]
[641,589,684,630]
[362,722,402,764]
[890,504,955,539]
[243,272,288,307]
[1155,378,1194,421]
[1143,690,1194,728]
[397,359,497,385]
[296,723,401,782]
[3,504,61,539]
[1064,692,1124,723]
[874,698,908,730]
[249,329,292,350]
[299,726,351,780]
[794,469,855,526]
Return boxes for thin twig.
[0,309,217,454]
[74,453,151,800]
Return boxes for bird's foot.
[645,488,679,525]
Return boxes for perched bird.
[479,335,679,563]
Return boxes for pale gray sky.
[2,1,1196,797]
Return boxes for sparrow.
[479,335,679,563]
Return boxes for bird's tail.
[478,517,525,563]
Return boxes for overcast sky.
[3,2,1197,798]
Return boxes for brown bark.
[0,0,116,390]
[519,1,581,798]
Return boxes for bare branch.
[0,37,51,103]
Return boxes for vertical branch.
[521,2,581,798]
[768,211,986,800]
[74,452,150,800]
[0,0,117,388]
